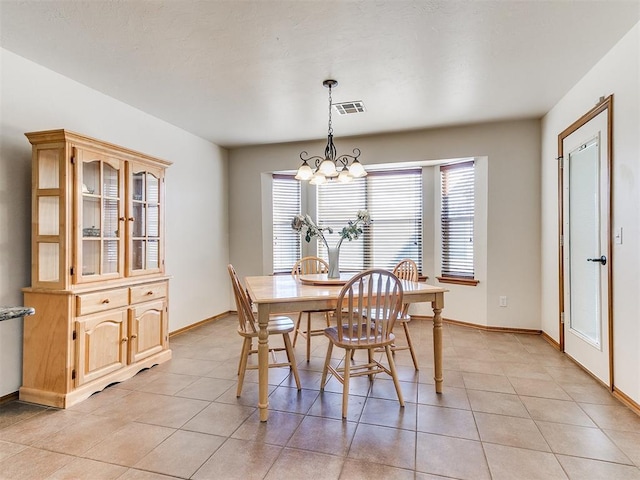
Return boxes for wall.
[0,49,230,397]
[229,119,541,330]
[541,23,640,402]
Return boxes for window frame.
[437,161,479,286]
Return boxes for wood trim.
[411,315,540,335]
[26,129,172,167]
[606,99,615,392]
[556,94,614,389]
[168,311,231,337]
[0,391,19,405]
[540,331,561,350]
[436,276,479,286]
[565,351,612,392]
[19,349,171,408]
[612,387,640,417]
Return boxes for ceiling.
[1,1,639,148]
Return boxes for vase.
[327,246,340,279]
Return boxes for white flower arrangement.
[291,210,371,249]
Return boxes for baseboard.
[411,315,542,335]
[564,352,611,390]
[169,311,231,337]
[612,388,640,417]
[0,391,18,405]
[560,351,640,417]
[540,330,561,350]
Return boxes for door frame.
[557,94,614,389]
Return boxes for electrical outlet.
[499,296,507,307]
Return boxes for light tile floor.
[1,316,640,479]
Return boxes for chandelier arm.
[335,148,362,163]
[299,152,325,168]
[335,154,358,165]
[335,157,349,169]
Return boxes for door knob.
[587,255,607,265]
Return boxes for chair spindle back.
[392,259,419,316]
[227,264,257,334]
[291,256,330,277]
[335,269,403,346]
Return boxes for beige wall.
[0,49,231,396]
[541,23,640,402]
[229,119,542,330]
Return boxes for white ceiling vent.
[333,101,366,115]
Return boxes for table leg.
[432,293,444,394]
[257,305,270,421]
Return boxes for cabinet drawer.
[130,282,167,304]
[76,288,129,316]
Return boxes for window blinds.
[272,175,301,273]
[440,161,475,278]
[317,169,423,272]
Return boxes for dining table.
[244,272,448,421]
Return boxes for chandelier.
[295,79,367,184]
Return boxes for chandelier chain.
[327,83,333,136]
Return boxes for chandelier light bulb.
[295,161,314,181]
[309,171,327,185]
[349,159,367,178]
[338,168,353,183]
[318,158,338,177]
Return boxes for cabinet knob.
[102,299,110,304]
[146,291,154,296]
[119,217,126,222]
[121,337,128,343]
[128,217,135,222]
[130,334,138,339]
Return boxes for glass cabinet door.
[77,152,125,282]
[129,165,164,276]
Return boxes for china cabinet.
[21,130,172,408]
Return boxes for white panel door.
[562,110,610,385]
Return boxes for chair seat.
[361,309,410,322]
[237,316,295,338]
[324,324,396,348]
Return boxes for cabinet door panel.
[129,300,166,363]
[127,163,165,277]
[75,149,125,284]
[75,310,128,386]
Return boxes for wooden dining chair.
[390,258,420,370]
[227,264,301,397]
[320,269,405,418]
[291,256,333,362]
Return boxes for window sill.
[436,276,479,286]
